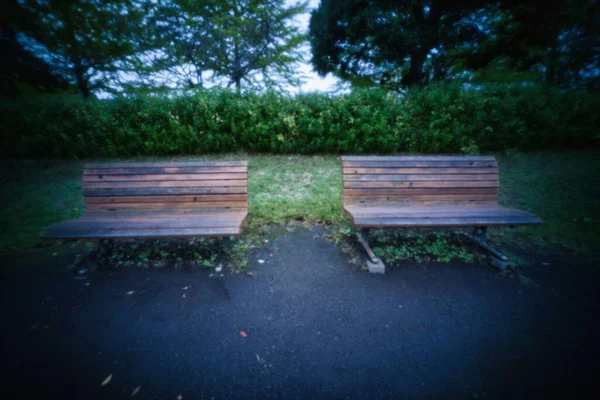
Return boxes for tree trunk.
[405,49,428,87]
[74,63,91,99]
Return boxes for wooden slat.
[84,187,248,197]
[82,180,248,189]
[342,161,497,168]
[74,209,247,219]
[344,188,498,195]
[83,173,247,182]
[344,181,499,189]
[84,167,248,175]
[42,227,241,239]
[87,202,248,210]
[343,195,499,202]
[85,195,247,204]
[343,167,498,175]
[342,156,496,161]
[343,174,498,182]
[346,208,535,219]
[46,217,245,230]
[352,216,542,228]
[85,161,247,168]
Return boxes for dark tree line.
[310,0,600,90]
[1,0,598,98]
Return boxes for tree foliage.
[139,0,309,93]
[309,0,600,90]
[20,0,145,98]
[0,0,69,97]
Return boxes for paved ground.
[1,227,598,399]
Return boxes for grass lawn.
[1,150,599,259]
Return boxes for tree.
[309,0,493,90]
[465,0,600,89]
[309,0,600,90]
[21,0,145,98]
[143,0,309,93]
[0,0,69,97]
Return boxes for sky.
[288,0,340,92]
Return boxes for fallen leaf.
[126,291,135,295]
[72,304,83,310]
[101,374,112,386]
[258,259,265,264]
[246,271,255,277]
[238,329,248,338]
[182,286,191,290]
[131,386,141,396]
[177,395,183,400]
[182,293,186,298]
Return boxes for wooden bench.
[42,161,248,239]
[342,156,542,272]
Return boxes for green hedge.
[1,84,598,158]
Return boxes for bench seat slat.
[87,202,248,210]
[85,195,248,204]
[42,210,247,238]
[342,161,497,168]
[343,167,499,175]
[85,167,248,175]
[344,181,499,189]
[343,174,500,182]
[82,180,248,189]
[83,173,247,182]
[42,227,241,239]
[352,216,541,228]
[85,161,247,168]
[342,156,497,162]
[84,187,248,197]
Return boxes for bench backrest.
[342,156,499,206]
[83,161,248,210]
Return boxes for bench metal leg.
[356,229,385,274]
[460,228,515,270]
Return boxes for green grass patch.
[1,150,598,260]
[494,150,600,254]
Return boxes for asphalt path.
[1,227,598,399]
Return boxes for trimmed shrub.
[1,84,598,158]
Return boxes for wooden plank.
[87,201,248,210]
[83,173,247,182]
[344,181,499,189]
[46,217,245,230]
[352,216,542,228]
[343,189,498,197]
[343,167,499,175]
[75,209,248,219]
[85,161,247,168]
[84,167,248,175]
[344,195,498,202]
[85,195,248,204]
[346,209,536,219]
[84,187,248,197]
[343,174,499,182]
[342,161,497,168]
[82,180,248,189]
[42,227,241,239]
[342,156,496,161]
[354,217,541,228]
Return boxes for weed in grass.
[371,230,475,265]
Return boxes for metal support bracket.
[460,228,515,270]
[356,229,385,274]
